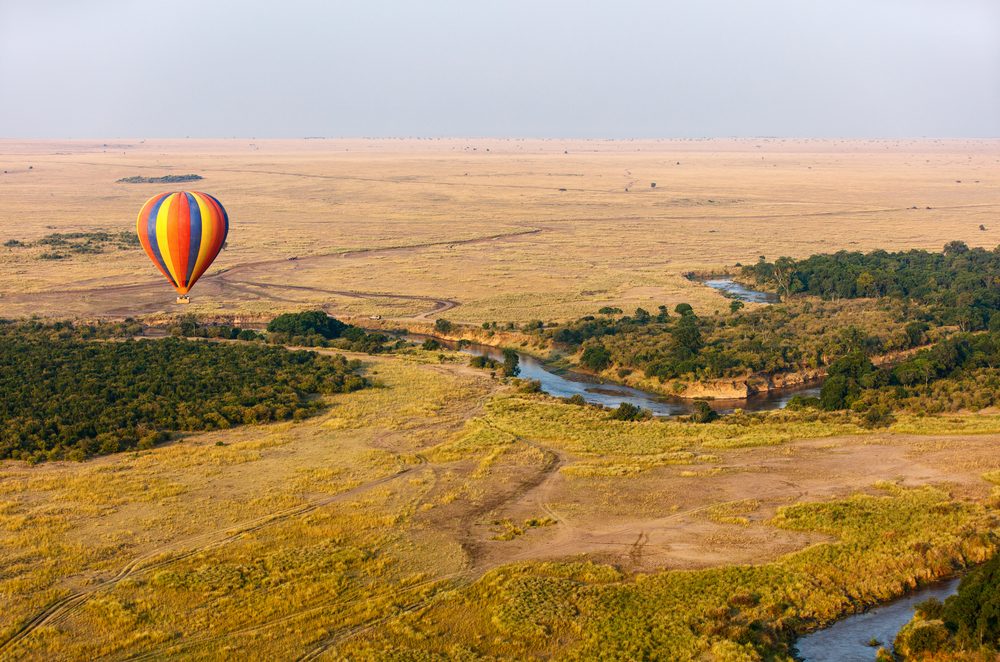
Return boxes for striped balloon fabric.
[136,192,229,295]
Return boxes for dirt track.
[0,227,541,320]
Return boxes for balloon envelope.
[136,192,229,295]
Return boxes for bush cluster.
[0,322,367,463]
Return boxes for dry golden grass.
[1,346,999,659]
[1,138,998,322]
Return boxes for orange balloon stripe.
[168,194,185,289]
[173,194,192,290]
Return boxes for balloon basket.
[176,296,191,305]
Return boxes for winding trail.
[291,432,565,662]
[0,227,541,320]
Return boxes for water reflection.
[412,336,821,417]
[702,278,779,304]
[795,578,961,661]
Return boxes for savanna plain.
[1,138,999,660]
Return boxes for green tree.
[671,315,703,359]
[0,325,368,461]
[609,403,648,421]
[690,400,718,423]
[581,344,612,371]
[819,352,874,410]
[941,552,1000,649]
[856,271,876,297]
[502,348,520,377]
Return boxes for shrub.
[860,404,895,429]
[786,395,820,410]
[580,344,611,371]
[518,380,542,393]
[470,355,500,370]
[609,403,649,421]
[690,400,719,423]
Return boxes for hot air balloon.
[136,192,229,304]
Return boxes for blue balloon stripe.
[184,193,202,285]
[145,194,177,287]
[206,193,230,240]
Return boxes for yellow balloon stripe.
[155,193,181,286]
[191,192,218,282]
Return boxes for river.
[701,277,780,304]
[794,577,961,661]
[406,280,811,415]
[412,336,821,416]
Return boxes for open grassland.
[0,138,998,322]
[1,348,999,659]
[2,139,999,659]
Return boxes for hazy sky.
[1,0,998,138]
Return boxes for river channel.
[794,577,961,661]
[412,336,821,416]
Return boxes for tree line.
[795,326,1000,425]
[742,242,1000,331]
[171,310,402,354]
[503,245,998,411]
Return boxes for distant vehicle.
[288,256,298,260]
[136,191,229,303]
[369,315,382,320]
